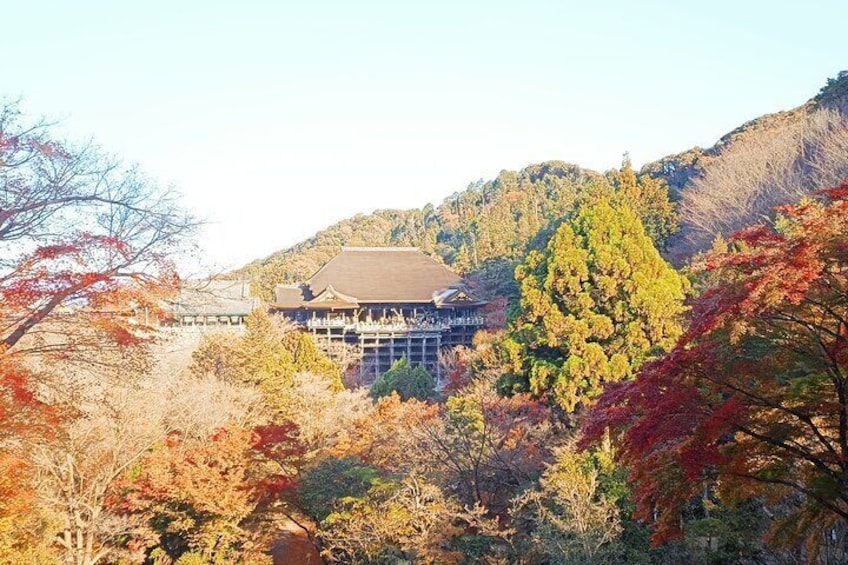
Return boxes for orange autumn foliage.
[118,423,301,561]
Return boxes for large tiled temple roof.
[274,247,477,308]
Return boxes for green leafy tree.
[502,198,688,412]
[370,358,437,402]
[298,457,383,523]
[513,444,623,564]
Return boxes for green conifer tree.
[241,309,296,392]
[501,198,687,412]
[285,331,344,391]
[607,155,678,247]
[370,357,436,402]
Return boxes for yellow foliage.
[506,197,688,411]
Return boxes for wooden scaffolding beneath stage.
[305,316,485,385]
[358,329,443,382]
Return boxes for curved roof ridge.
[317,283,359,303]
[341,246,420,252]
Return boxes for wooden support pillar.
[359,336,365,382]
[375,335,380,380]
[436,333,442,382]
[420,336,426,368]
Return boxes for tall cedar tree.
[501,198,687,412]
[583,185,848,554]
[607,156,678,248]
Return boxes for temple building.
[271,247,486,381]
[161,279,259,330]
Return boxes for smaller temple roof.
[170,279,258,316]
[303,284,359,309]
[432,287,486,307]
[275,284,308,308]
[193,279,253,300]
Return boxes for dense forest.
[3,72,848,565]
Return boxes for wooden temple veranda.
[270,247,486,382]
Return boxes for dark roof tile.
[306,247,462,303]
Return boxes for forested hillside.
[240,72,848,294]
[239,162,675,300]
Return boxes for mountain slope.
[642,71,848,258]
[643,72,848,195]
[238,72,848,298]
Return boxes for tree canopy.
[369,357,437,402]
[0,101,197,565]
[501,198,688,412]
[0,103,196,358]
[191,310,344,416]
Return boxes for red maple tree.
[0,103,195,361]
[0,102,195,561]
[584,184,848,552]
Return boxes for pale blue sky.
[2,1,845,269]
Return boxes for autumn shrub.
[511,444,623,564]
[317,475,465,565]
[122,424,299,564]
[344,392,438,473]
[278,372,372,459]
